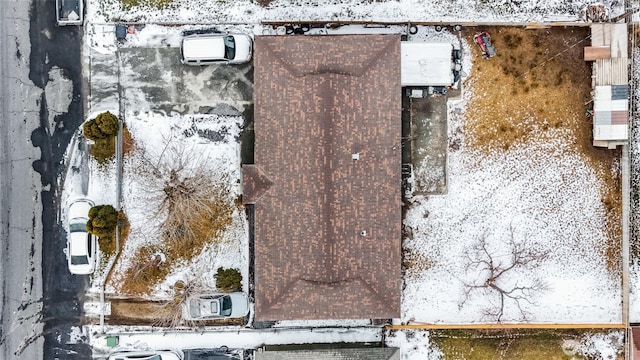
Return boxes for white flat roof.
[401,42,453,86]
[594,124,628,141]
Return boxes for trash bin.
[115,24,127,41]
[106,336,119,348]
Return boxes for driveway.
[408,93,448,195]
[119,48,253,116]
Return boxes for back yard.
[402,27,622,324]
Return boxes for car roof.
[182,36,226,60]
[69,231,89,256]
[68,199,94,220]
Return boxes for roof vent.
[360,230,367,237]
[352,153,360,160]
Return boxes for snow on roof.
[401,42,453,86]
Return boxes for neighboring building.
[254,347,400,360]
[584,23,629,148]
[245,34,402,321]
[401,41,454,86]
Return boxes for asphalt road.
[1,0,91,358]
[0,0,46,358]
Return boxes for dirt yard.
[463,26,622,272]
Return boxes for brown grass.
[464,27,621,273]
[119,245,170,295]
[107,297,245,325]
[118,174,235,296]
[428,329,623,360]
[122,125,136,157]
[108,299,174,324]
[99,211,130,272]
[403,248,434,276]
[119,0,174,10]
[164,199,234,258]
[119,198,234,296]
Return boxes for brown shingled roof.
[242,164,274,204]
[250,34,402,321]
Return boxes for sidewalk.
[89,325,382,356]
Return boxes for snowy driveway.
[119,47,253,116]
[88,44,254,118]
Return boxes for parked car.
[452,60,462,83]
[67,198,96,275]
[427,86,448,96]
[107,350,183,360]
[473,31,496,59]
[452,42,462,61]
[183,347,245,360]
[183,293,249,320]
[56,0,83,26]
[180,33,253,65]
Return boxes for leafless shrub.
[119,138,236,295]
[152,279,204,328]
[459,226,550,322]
[143,141,234,255]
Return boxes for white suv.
[67,198,97,275]
[180,33,253,65]
[107,350,183,360]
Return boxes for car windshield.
[69,222,87,232]
[220,295,232,316]
[189,298,201,317]
[71,255,89,265]
[224,36,235,60]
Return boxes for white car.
[180,33,253,65]
[67,198,96,275]
[107,350,182,360]
[182,293,249,320]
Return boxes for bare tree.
[459,227,549,322]
[139,140,234,254]
[152,279,204,329]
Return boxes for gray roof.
[254,348,400,360]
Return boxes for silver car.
[182,293,249,320]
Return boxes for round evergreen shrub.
[214,267,242,292]
[86,204,119,238]
[83,111,119,141]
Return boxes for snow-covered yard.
[90,0,620,24]
[401,26,622,324]
[108,113,248,297]
[65,111,248,300]
[402,104,621,323]
[73,0,636,357]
